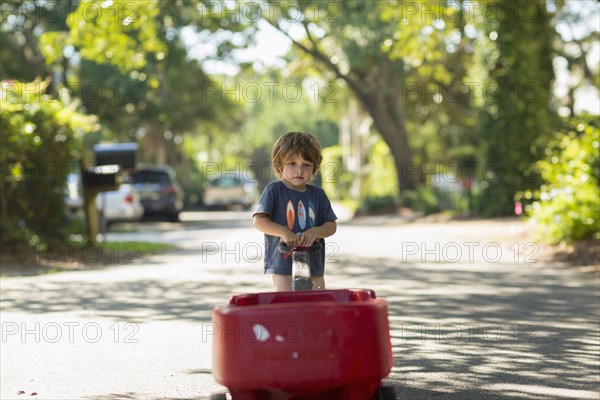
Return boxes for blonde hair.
[271,131,323,178]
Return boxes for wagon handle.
[277,239,322,259]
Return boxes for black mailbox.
[82,166,118,188]
[81,143,139,244]
[93,143,138,169]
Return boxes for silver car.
[202,173,257,210]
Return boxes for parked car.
[127,166,184,221]
[96,183,144,223]
[202,173,257,210]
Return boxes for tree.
[0,0,253,242]
[173,63,343,190]
[552,0,599,117]
[4,1,253,166]
[474,0,557,216]
[0,1,67,82]
[262,0,475,193]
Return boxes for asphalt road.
[1,210,599,399]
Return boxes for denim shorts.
[264,239,326,277]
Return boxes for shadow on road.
[0,277,257,323]
[327,256,600,400]
[2,251,598,399]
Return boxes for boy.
[253,131,337,291]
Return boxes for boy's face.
[281,154,314,191]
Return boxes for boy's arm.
[253,213,299,247]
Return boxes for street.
[1,210,599,400]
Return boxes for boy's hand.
[281,230,299,247]
[299,228,317,247]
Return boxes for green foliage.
[2,0,592,236]
[40,1,166,73]
[474,0,556,216]
[0,79,98,245]
[171,136,214,209]
[231,72,340,189]
[400,187,440,215]
[238,76,339,148]
[528,118,600,244]
[357,195,399,215]
[0,2,62,81]
[323,136,403,213]
[321,145,352,200]
[357,189,465,218]
[61,1,242,166]
[364,138,398,198]
[263,1,470,191]
[322,135,399,204]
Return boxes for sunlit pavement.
[1,213,599,399]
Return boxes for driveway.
[1,211,598,399]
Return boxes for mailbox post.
[82,143,138,244]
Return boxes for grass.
[104,223,143,233]
[0,240,177,277]
[89,240,175,253]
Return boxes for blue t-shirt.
[254,181,337,275]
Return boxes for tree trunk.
[271,20,418,193]
[357,91,418,192]
[143,124,167,165]
[339,55,418,193]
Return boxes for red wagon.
[211,289,395,400]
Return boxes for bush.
[321,145,354,201]
[400,187,441,215]
[322,135,401,202]
[173,157,207,209]
[364,138,398,198]
[0,79,98,246]
[357,195,399,215]
[528,118,599,244]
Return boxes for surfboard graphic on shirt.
[298,201,306,229]
[286,200,295,230]
[308,201,316,227]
